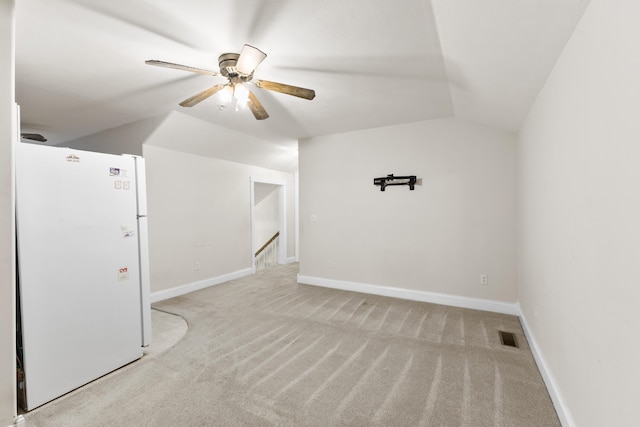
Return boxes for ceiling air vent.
[499,331,518,348]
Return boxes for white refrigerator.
[16,143,152,410]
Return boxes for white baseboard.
[285,256,297,265]
[13,415,25,427]
[150,268,253,303]
[520,312,574,427]
[296,275,519,316]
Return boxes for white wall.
[517,1,640,426]
[60,111,299,175]
[0,1,16,425]
[61,115,167,156]
[144,145,296,295]
[299,117,517,304]
[145,111,299,173]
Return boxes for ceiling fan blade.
[179,84,227,107]
[247,91,269,120]
[254,80,316,100]
[145,60,219,76]
[21,133,47,142]
[235,44,267,75]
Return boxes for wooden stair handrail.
[255,231,280,257]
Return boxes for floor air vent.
[499,331,519,348]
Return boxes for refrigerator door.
[134,156,152,347]
[16,143,143,410]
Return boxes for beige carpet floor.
[23,264,560,426]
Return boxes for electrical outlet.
[480,274,488,285]
[327,259,334,268]
[194,262,201,271]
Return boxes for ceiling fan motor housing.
[219,53,251,80]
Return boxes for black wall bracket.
[373,174,417,191]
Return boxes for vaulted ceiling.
[15,0,590,147]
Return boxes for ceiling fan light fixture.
[233,83,250,106]
[235,44,267,75]
[219,85,233,103]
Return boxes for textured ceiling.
[15,0,590,147]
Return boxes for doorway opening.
[250,177,286,272]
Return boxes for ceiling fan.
[146,44,316,120]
